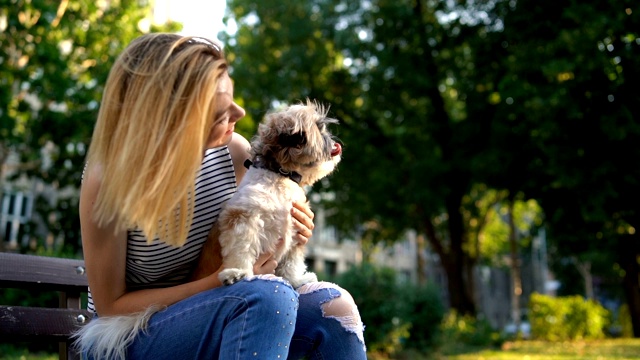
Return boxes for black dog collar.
[244,159,302,185]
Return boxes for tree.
[495,0,640,336]
[223,0,516,316]
[223,0,640,327]
[0,0,179,253]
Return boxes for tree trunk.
[465,255,477,313]
[508,200,522,333]
[416,233,427,286]
[447,190,476,316]
[359,234,375,264]
[424,210,476,316]
[572,258,594,300]
[619,233,640,338]
[0,143,7,245]
[411,0,475,316]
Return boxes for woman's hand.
[291,201,315,245]
[253,251,280,275]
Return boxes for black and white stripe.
[87,147,237,313]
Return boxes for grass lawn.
[2,339,639,359]
[0,350,56,360]
[442,339,640,360]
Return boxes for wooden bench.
[0,252,92,360]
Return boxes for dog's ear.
[278,131,307,148]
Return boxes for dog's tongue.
[331,143,342,157]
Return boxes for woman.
[76,33,366,359]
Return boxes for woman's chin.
[207,134,233,149]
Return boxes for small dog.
[217,99,342,288]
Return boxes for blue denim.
[289,286,367,360]
[86,278,366,359]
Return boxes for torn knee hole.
[299,283,365,337]
[321,292,355,318]
[321,293,366,347]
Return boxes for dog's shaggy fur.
[218,99,342,288]
[72,305,161,360]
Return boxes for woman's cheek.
[206,121,230,147]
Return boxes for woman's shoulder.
[227,133,251,183]
[227,132,251,157]
[80,163,104,195]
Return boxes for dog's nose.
[331,142,342,157]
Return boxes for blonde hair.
[86,33,228,246]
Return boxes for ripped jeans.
[123,277,366,359]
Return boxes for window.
[4,221,12,242]
[21,196,29,217]
[7,194,15,215]
[1,191,32,248]
[324,260,337,277]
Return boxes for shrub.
[397,282,446,351]
[437,310,503,354]
[333,262,445,356]
[528,292,610,341]
[334,262,409,355]
[564,296,609,339]
[616,304,633,338]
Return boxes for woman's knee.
[297,281,365,340]
[320,288,357,318]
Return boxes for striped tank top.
[87,146,237,314]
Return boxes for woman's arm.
[80,165,225,316]
[192,132,263,279]
[191,133,252,280]
[228,132,251,185]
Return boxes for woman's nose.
[231,103,245,123]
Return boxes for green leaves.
[224,0,640,323]
[0,0,177,252]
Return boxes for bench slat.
[0,253,88,291]
[0,305,92,340]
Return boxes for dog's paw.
[219,268,248,285]
[288,272,318,289]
